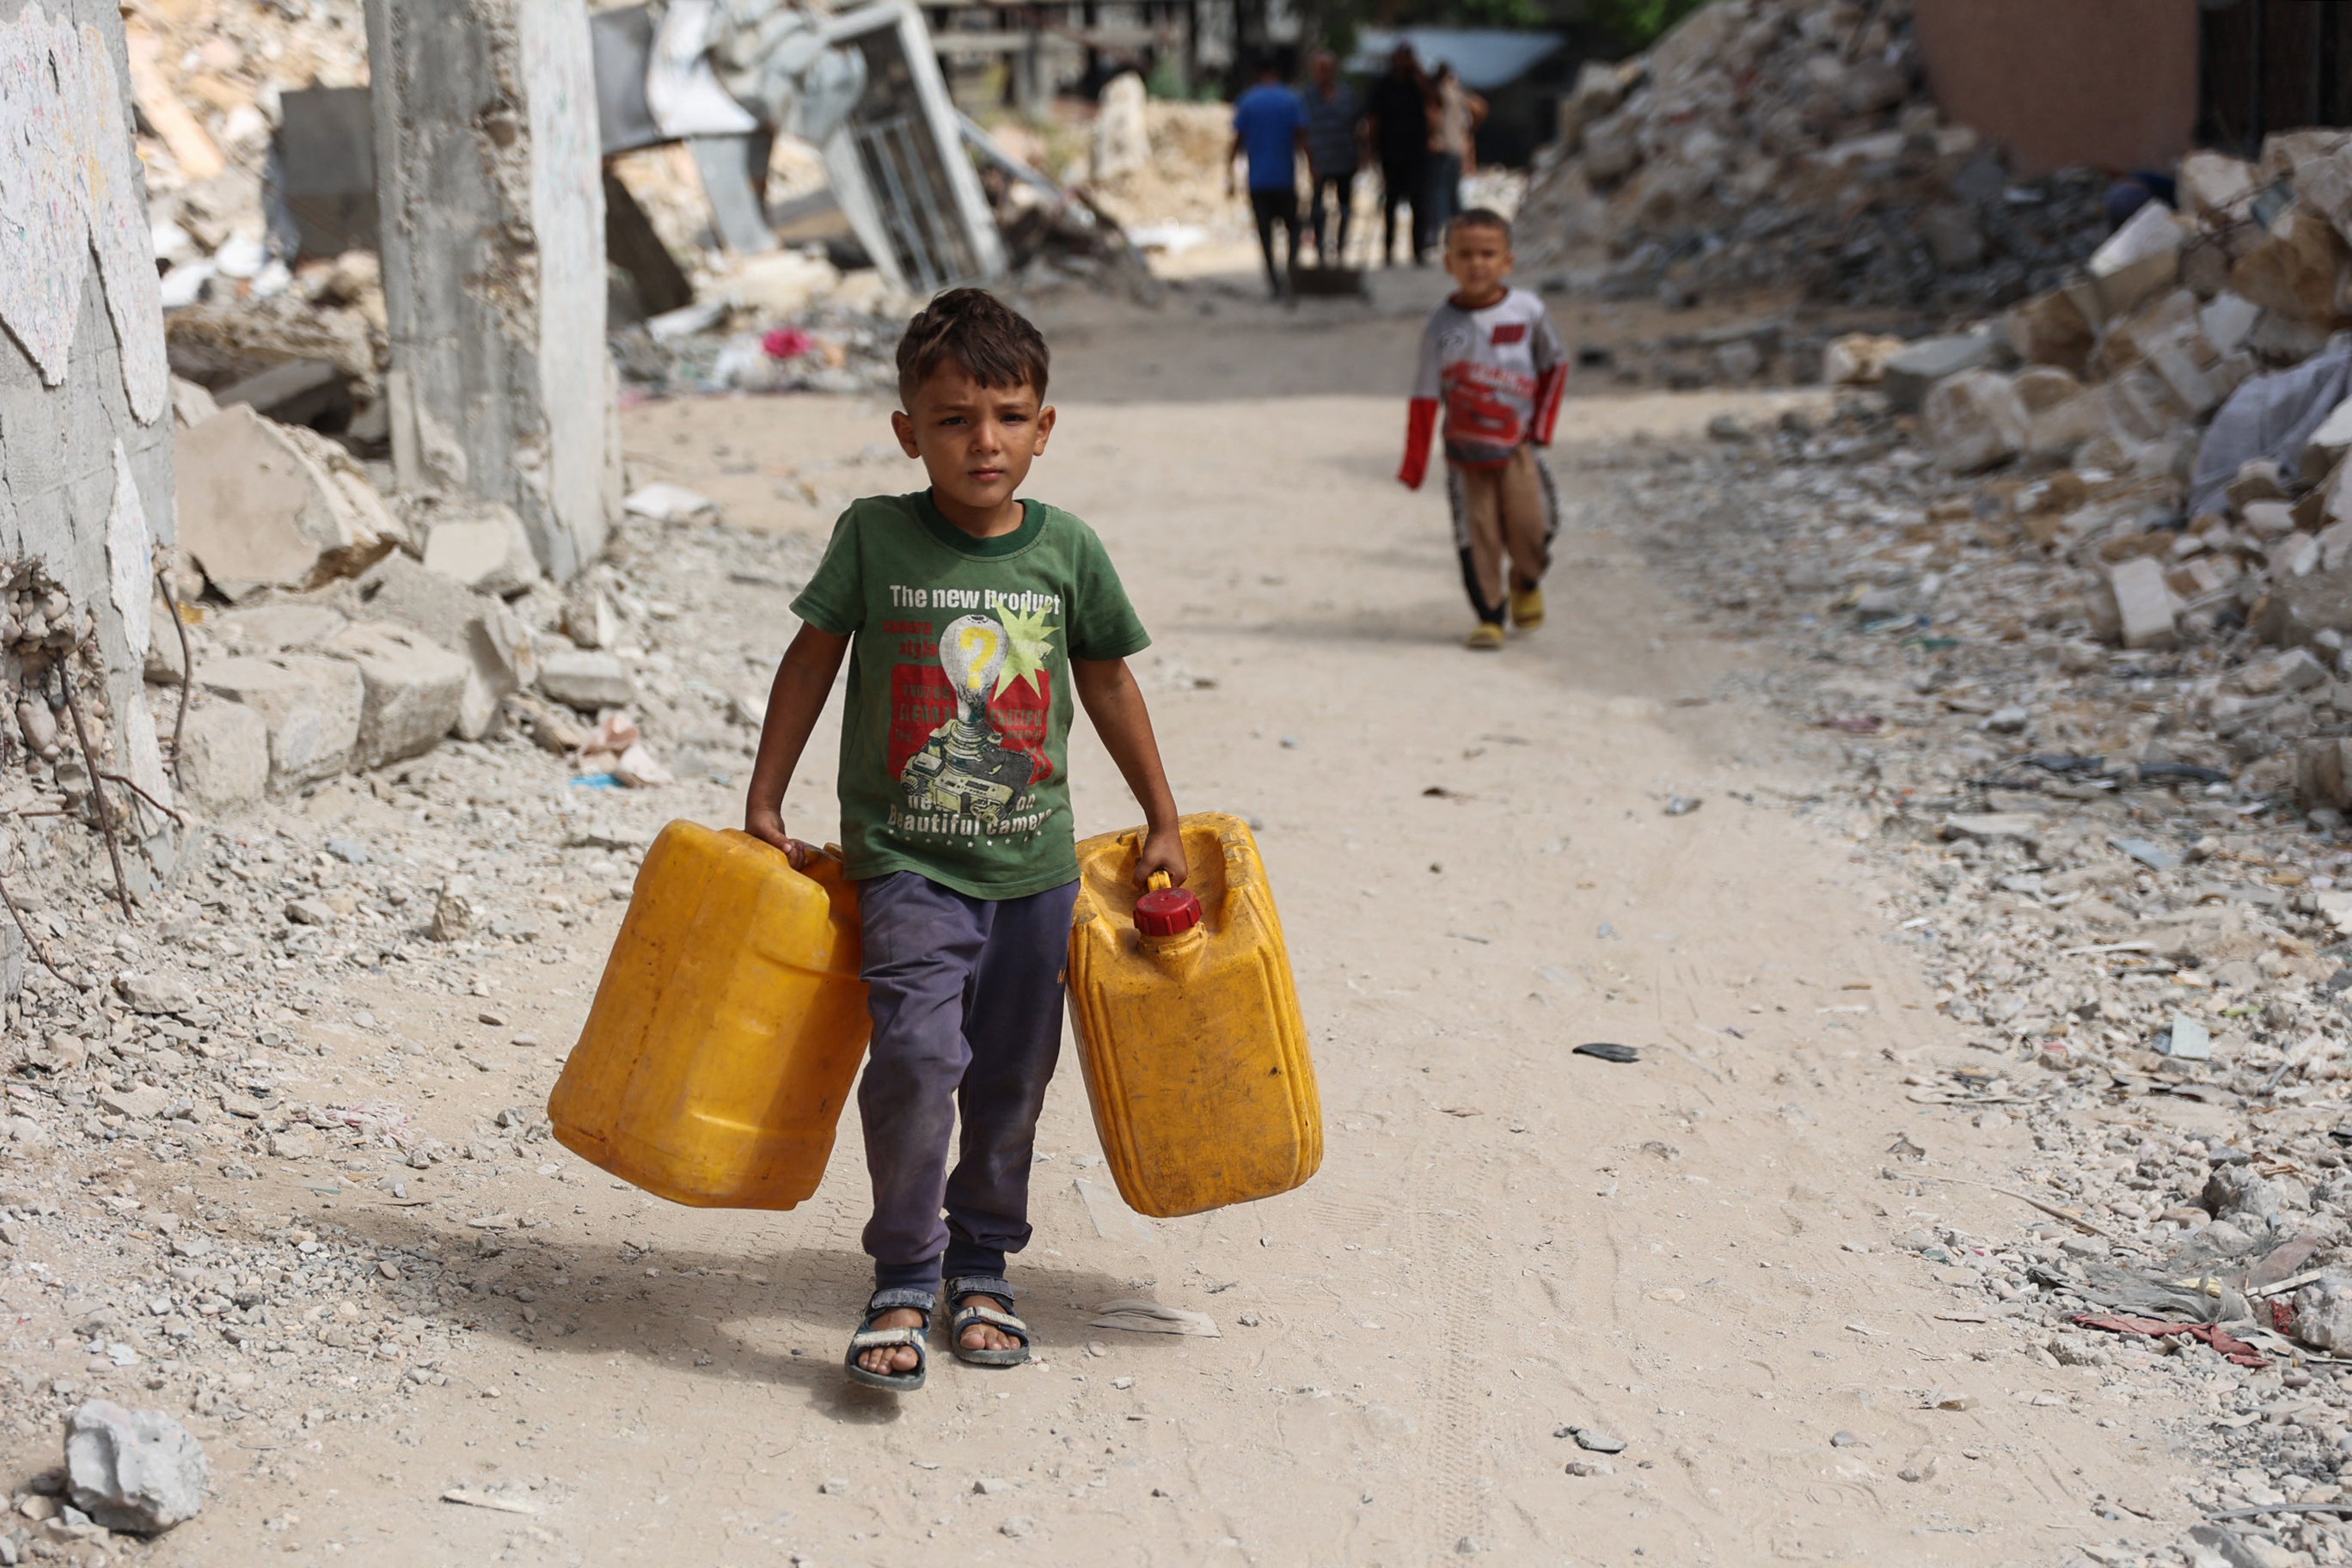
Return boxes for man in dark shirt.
[1300,50,1363,266]
[1366,43,1431,266]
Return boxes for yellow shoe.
[1510,586,1545,629]
[1466,622,1505,651]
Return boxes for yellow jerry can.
[548,820,870,1209]
[1068,812,1321,1218]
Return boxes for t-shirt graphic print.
[891,600,1054,833]
[789,492,1149,899]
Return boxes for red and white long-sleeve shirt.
[1398,289,1568,489]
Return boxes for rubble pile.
[1515,0,2110,312]
[0,493,817,1560]
[1565,379,2352,1564]
[150,383,805,812]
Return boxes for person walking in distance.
[1367,43,1430,265]
[1397,211,1567,651]
[1227,57,1307,298]
[1300,50,1363,266]
[1424,63,1485,242]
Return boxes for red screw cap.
[1134,886,1203,937]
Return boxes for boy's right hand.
[744,806,812,870]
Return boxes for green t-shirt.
[789,491,1151,898]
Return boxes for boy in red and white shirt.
[1397,209,1567,649]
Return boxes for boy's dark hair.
[1448,208,1511,244]
[896,287,1050,409]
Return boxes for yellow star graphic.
[993,604,1056,698]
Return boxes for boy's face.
[1444,223,1512,303]
[891,364,1054,518]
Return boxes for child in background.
[744,288,1185,1392]
[1396,209,1567,650]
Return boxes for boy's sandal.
[946,1274,1032,1367]
[843,1287,935,1392]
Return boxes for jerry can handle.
[1146,871,1172,892]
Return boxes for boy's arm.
[1530,306,1569,447]
[743,622,851,868]
[1072,656,1186,888]
[1400,316,1443,489]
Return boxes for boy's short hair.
[1447,208,1512,245]
[896,287,1050,409]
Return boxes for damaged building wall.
[1913,0,2196,180]
[364,0,617,585]
[0,0,180,984]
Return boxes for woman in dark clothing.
[1366,43,1432,266]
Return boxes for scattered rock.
[64,1400,208,1534]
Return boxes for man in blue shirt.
[1227,58,1307,298]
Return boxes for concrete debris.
[324,624,470,771]
[175,406,404,601]
[197,654,365,791]
[420,505,544,598]
[1512,0,2110,312]
[174,699,271,812]
[64,1400,208,1534]
[537,651,638,714]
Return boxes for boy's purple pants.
[854,870,1081,1296]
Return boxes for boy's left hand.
[1135,824,1188,888]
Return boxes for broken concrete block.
[2300,738,2352,812]
[1882,334,1993,413]
[2180,151,2258,223]
[421,505,541,597]
[175,701,269,812]
[2003,290,2092,377]
[2202,292,2262,356]
[66,1400,208,1534]
[197,654,364,790]
[560,581,616,650]
[2232,205,2352,327]
[324,622,470,769]
[622,482,721,525]
[352,554,534,741]
[215,358,352,430]
[1921,370,2027,474]
[211,603,349,654]
[2107,557,2181,650]
[354,553,492,650]
[2320,518,2352,572]
[2306,398,2352,480]
[2261,563,2352,646]
[116,972,198,1016]
[536,649,636,712]
[175,406,403,601]
[2066,202,2186,328]
[2229,459,2289,511]
[2243,500,2299,538]
[2272,532,2323,579]
[2024,390,2109,464]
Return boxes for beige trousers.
[1445,446,1556,624]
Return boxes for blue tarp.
[1347,28,1566,92]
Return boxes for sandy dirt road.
[138,279,2197,1566]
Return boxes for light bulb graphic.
[938,614,1007,728]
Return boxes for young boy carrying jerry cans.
[1396,208,1568,651]
[743,288,1186,1393]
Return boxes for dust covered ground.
[3,272,2213,1566]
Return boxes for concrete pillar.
[0,0,180,928]
[364,0,617,584]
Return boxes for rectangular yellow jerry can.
[547,821,871,1209]
[1068,812,1321,1219]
